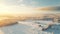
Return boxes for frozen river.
[0,21,60,34]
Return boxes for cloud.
[0,0,41,14]
[0,0,39,15]
[31,1,38,4]
[18,0,23,2]
[35,6,60,11]
[0,0,59,16]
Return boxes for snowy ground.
[0,21,60,34]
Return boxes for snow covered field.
[0,20,60,34]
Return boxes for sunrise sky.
[0,0,60,15]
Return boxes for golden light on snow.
[0,30,4,34]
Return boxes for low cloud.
[39,6,60,11]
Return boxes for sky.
[0,0,60,15]
[2,0,60,7]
